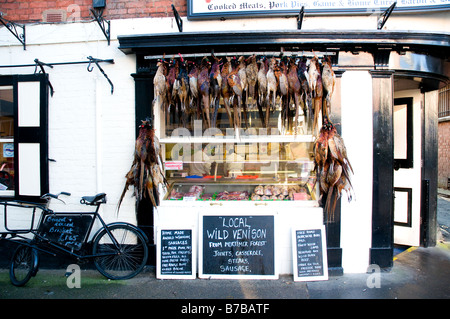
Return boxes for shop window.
[0,75,49,200]
[149,55,326,201]
[393,97,413,170]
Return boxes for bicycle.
[0,192,149,286]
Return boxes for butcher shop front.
[0,0,448,283]
[117,27,449,278]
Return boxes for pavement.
[0,191,449,309]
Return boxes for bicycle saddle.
[80,193,107,205]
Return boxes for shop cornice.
[118,30,450,58]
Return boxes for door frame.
[421,90,439,247]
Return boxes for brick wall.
[438,120,450,189]
[0,0,187,23]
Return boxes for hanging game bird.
[153,60,168,112]
[246,54,258,110]
[117,119,168,213]
[313,116,354,222]
[210,55,223,128]
[321,56,336,117]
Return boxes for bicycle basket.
[0,201,45,236]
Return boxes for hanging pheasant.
[321,56,336,117]
[313,116,354,222]
[117,118,168,213]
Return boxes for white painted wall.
[0,22,138,234]
[340,71,374,273]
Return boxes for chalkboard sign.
[38,213,94,251]
[157,227,196,279]
[292,226,328,281]
[199,214,277,279]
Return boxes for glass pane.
[164,142,315,181]
[393,103,407,160]
[165,181,317,202]
[0,86,14,138]
[0,86,15,192]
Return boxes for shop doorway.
[393,93,421,247]
[393,77,437,248]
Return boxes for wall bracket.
[0,12,26,50]
[297,7,305,30]
[90,8,110,45]
[171,4,183,33]
[377,2,396,30]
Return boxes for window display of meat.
[254,185,264,195]
[168,189,184,200]
[216,191,249,200]
[250,184,311,201]
[200,193,215,200]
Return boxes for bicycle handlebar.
[40,192,106,206]
[41,192,71,199]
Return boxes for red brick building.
[1,0,186,22]
[439,85,450,189]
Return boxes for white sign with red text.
[188,0,450,18]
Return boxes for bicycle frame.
[4,193,149,286]
[1,199,125,261]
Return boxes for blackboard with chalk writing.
[157,228,196,279]
[200,214,277,279]
[292,226,328,281]
[160,229,192,275]
[38,214,94,251]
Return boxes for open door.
[393,92,422,246]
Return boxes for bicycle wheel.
[10,245,39,287]
[92,224,148,280]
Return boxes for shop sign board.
[38,214,93,251]
[157,227,197,279]
[164,161,183,170]
[199,213,278,279]
[187,0,450,19]
[292,225,328,281]
[3,143,13,158]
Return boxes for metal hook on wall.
[0,57,114,96]
[87,56,114,94]
[34,59,55,96]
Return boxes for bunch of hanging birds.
[117,118,168,212]
[152,53,338,134]
[313,116,354,222]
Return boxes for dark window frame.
[393,187,413,227]
[0,74,49,202]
